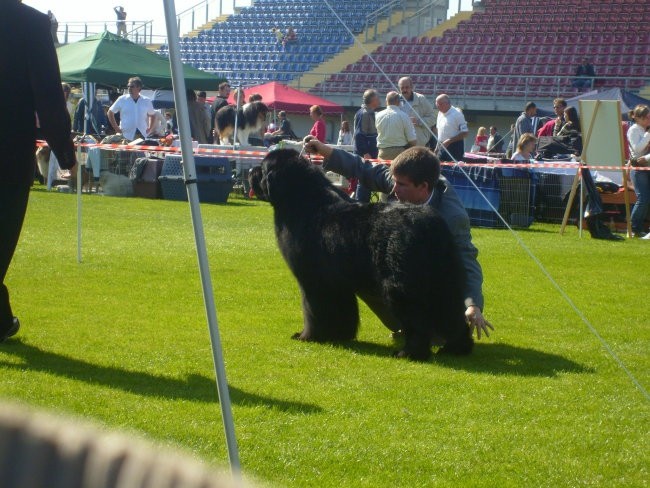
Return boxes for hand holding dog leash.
[304,136,333,160]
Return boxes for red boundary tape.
[36,140,650,171]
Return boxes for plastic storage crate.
[133,158,164,199]
[159,155,186,201]
[159,154,234,203]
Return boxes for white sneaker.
[642,233,650,240]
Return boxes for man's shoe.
[0,317,20,342]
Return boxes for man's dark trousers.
[0,182,30,335]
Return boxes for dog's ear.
[259,148,299,202]
[248,165,267,201]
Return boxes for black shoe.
[0,317,20,342]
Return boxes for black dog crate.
[160,155,234,203]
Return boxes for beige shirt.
[375,105,417,149]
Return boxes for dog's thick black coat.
[250,149,473,360]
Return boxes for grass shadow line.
[0,340,322,414]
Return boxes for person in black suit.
[0,0,76,341]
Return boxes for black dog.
[215,101,269,146]
[250,149,473,360]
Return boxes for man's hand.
[465,306,494,340]
[442,138,452,148]
[304,137,334,159]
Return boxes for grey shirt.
[324,149,485,311]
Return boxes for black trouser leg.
[581,168,603,217]
[0,183,31,333]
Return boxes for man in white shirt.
[435,94,468,161]
[398,76,436,147]
[375,91,417,161]
[107,77,156,141]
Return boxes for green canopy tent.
[56,31,223,90]
[56,31,223,263]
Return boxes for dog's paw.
[291,331,312,341]
[393,349,431,361]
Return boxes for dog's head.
[243,101,269,126]
[248,148,313,203]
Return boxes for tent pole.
[162,0,241,478]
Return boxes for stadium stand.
[156,0,392,85]
[312,0,650,99]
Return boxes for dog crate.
[197,144,266,195]
[442,165,533,228]
[159,154,234,203]
[132,157,164,199]
[159,155,186,201]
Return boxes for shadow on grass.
[0,340,321,414]
[337,340,594,378]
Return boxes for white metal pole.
[579,168,584,238]
[162,0,241,477]
[76,141,82,263]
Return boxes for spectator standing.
[352,89,380,202]
[486,126,504,153]
[375,91,417,161]
[309,105,326,143]
[186,89,211,144]
[284,27,297,48]
[114,6,127,37]
[626,104,650,238]
[149,110,167,138]
[212,82,230,115]
[513,102,539,151]
[353,89,380,159]
[434,94,469,161]
[62,83,75,120]
[107,77,156,141]
[398,77,436,147]
[73,93,108,134]
[537,98,567,137]
[197,90,213,142]
[211,82,230,139]
[271,28,284,47]
[472,126,488,153]
[337,120,353,146]
[47,10,58,45]
[572,58,595,91]
[232,88,245,109]
[165,112,174,134]
[1,0,76,341]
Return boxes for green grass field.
[1,189,648,487]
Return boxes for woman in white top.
[511,133,537,162]
[337,120,353,146]
[626,104,650,237]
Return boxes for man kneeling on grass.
[303,137,494,340]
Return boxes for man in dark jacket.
[572,58,595,90]
[304,139,493,340]
[352,89,380,202]
[0,1,76,341]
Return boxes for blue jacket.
[324,149,485,310]
[353,106,378,158]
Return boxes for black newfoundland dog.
[249,149,472,360]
